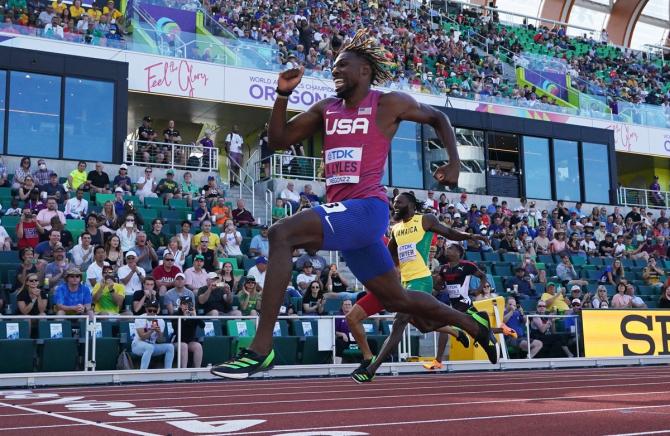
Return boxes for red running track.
[0,366,670,435]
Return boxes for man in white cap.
[164,272,195,314]
[113,164,133,193]
[118,251,146,296]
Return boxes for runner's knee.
[346,305,366,324]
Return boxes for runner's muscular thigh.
[269,208,323,251]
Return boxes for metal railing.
[617,186,670,209]
[264,188,273,226]
[124,138,219,172]
[525,313,580,359]
[255,154,324,182]
[226,154,256,220]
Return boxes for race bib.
[397,243,417,263]
[445,283,463,299]
[324,147,362,186]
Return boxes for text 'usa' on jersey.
[322,90,390,204]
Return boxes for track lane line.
[12,371,670,403]
[0,402,158,436]
[3,379,670,418]
[223,403,670,435]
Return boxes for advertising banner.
[523,69,569,102]
[141,4,197,34]
[582,309,670,358]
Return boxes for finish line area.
[1,364,670,435]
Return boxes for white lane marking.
[606,431,670,436]
[224,404,670,435]
[0,402,159,436]
[2,378,670,418]
[9,371,670,405]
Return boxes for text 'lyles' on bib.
[397,242,418,263]
[324,146,363,186]
[446,283,464,298]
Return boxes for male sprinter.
[346,191,489,373]
[211,30,498,379]
[353,242,515,382]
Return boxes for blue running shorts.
[313,198,394,283]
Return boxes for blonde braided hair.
[340,29,394,85]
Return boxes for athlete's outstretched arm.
[389,92,460,188]
[422,214,489,245]
[387,232,400,267]
[267,66,330,150]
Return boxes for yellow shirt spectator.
[541,286,570,312]
[69,4,85,18]
[69,168,87,190]
[193,231,220,251]
[92,282,125,314]
[87,7,101,20]
[52,0,66,14]
[103,3,123,20]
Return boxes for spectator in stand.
[0,157,8,188]
[44,245,71,291]
[334,299,355,361]
[41,172,68,204]
[650,176,664,206]
[112,188,126,217]
[69,231,94,270]
[35,229,62,262]
[125,272,153,314]
[556,255,589,288]
[599,258,624,286]
[32,159,52,187]
[86,162,111,194]
[249,225,269,258]
[658,285,670,309]
[172,296,204,368]
[591,285,610,309]
[296,249,328,273]
[17,273,49,317]
[300,184,320,207]
[626,283,647,309]
[118,251,146,296]
[132,299,174,370]
[146,219,168,255]
[92,265,125,315]
[220,221,243,262]
[0,219,11,251]
[12,157,32,190]
[296,261,317,294]
[272,198,287,223]
[176,221,193,255]
[322,263,353,299]
[504,267,535,300]
[64,189,88,219]
[504,297,542,358]
[16,248,42,291]
[232,198,257,227]
[163,120,182,144]
[225,125,244,186]
[598,233,615,257]
[549,230,567,255]
[113,164,132,194]
[189,235,218,272]
[540,282,570,313]
[193,219,219,252]
[116,214,139,253]
[211,197,232,230]
[153,252,182,296]
[86,246,109,287]
[199,130,217,170]
[130,232,158,275]
[180,172,199,207]
[197,272,241,316]
[184,255,208,291]
[35,197,65,232]
[156,169,181,204]
[17,177,37,202]
[302,280,325,315]
[193,197,211,223]
[239,275,261,316]
[3,198,21,216]
[246,256,267,291]
[54,267,93,316]
[424,190,438,211]
[201,176,223,204]
[164,237,186,271]
[137,116,158,160]
[611,282,632,309]
[164,273,196,314]
[280,182,301,213]
[68,161,88,192]
[136,167,158,201]
[643,257,665,288]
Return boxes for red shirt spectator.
[152,257,182,294]
[17,209,43,249]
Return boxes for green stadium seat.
[144,197,165,209]
[169,199,189,210]
[465,252,482,262]
[95,193,115,206]
[226,319,256,352]
[273,336,299,365]
[65,220,86,241]
[301,336,331,364]
[324,298,346,315]
[139,208,160,222]
[0,320,34,373]
[37,320,79,372]
[201,320,234,367]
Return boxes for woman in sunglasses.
[17,273,48,317]
[132,299,174,370]
[302,280,325,315]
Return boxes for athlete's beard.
[335,83,354,99]
[393,208,409,222]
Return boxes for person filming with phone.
[132,299,174,369]
[171,296,204,368]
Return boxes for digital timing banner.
[582,309,670,357]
